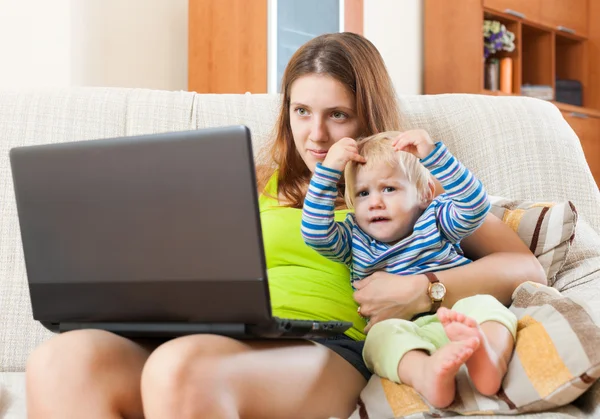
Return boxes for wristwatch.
[425,272,446,313]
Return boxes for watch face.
[430,282,446,300]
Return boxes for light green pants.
[363,294,517,383]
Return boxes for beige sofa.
[1,88,599,418]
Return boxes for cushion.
[488,196,578,283]
[348,282,600,418]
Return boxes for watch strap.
[425,271,442,313]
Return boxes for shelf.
[484,9,519,29]
[483,11,521,94]
[482,89,518,96]
[555,35,585,83]
[483,7,588,41]
[552,101,600,118]
[521,23,554,88]
[481,90,600,117]
[484,7,526,23]
[553,29,587,42]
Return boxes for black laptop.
[9,126,352,339]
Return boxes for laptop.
[9,125,352,339]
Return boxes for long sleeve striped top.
[301,142,490,285]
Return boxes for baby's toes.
[463,315,479,329]
[437,307,451,323]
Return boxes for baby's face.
[352,163,426,244]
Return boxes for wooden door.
[484,0,540,22]
[424,0,483,94]
[540,0,588,37]
[188,0,268,94]
[562,111,600,187]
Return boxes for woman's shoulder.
[256,164,273,178]
[256,166,279,208]
[256,166,276,192]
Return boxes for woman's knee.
[27,330,150,418]
[141,334,245,417]
[28,330,114,380]
[27,329,145,390]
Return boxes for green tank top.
[259,173,366,341]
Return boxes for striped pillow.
[488,197,578,283]
[350,282,600,418]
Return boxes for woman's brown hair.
[257,32,402,208]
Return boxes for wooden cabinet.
[541,0,588,37]
[425,0,600,187]
[483,0,588,37]
[483,0,540,22]
[562,111,600,186]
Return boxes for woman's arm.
[431,174,547,303]
[354,212,547,330]
[437,212,547,307]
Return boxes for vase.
[484,59,499,91]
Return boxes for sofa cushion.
[350,282,600,418]
[488,196,578,282]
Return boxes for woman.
[26,33,546,419]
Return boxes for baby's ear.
[419,178,436,209]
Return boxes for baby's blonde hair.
[344,131,432,209]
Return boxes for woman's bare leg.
[26,330,154,419]
[141,334,367,419]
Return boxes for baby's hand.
[322,137,366,172]
[392,129,436,160]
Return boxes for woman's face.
[289,74,361,172]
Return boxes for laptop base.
[52,318,352,339]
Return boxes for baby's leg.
[397,338,479,408]
[438,296,517,396]
[364,318,479,409]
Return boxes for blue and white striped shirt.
[301,142,490,285]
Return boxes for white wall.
[0,0,420,94]
[0,0,187,91]
[364,0,423,95]
[70,0,187,90]
[0,0,72,88]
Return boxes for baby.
[301,130,517,408]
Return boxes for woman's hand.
[354,272,431,332]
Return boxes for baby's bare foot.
[439,308,505,396]
[413,338,479,409]
[438,307,479,340]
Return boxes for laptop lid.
[10,126,272,326]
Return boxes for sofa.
[0,88,599,419]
